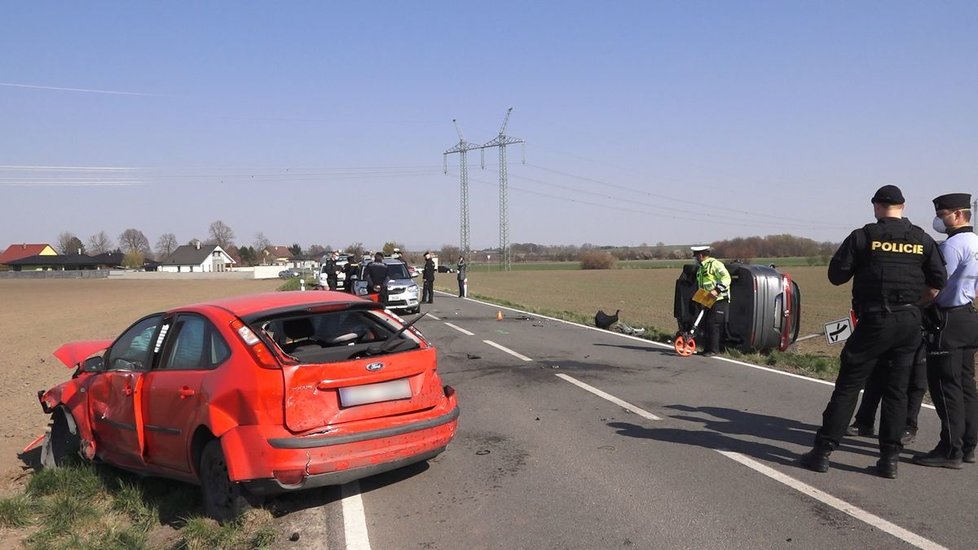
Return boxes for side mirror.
[81,356,105,373]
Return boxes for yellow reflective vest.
[696,257,732,301]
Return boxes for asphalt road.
[281,292,976,550]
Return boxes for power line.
[479,108,525,271]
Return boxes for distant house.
[159,242,235,273]
[4,252,123,271]
[0,243,57,269]
[262,246,295,267]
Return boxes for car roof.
[174,291,381,319]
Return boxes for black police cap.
[933,193,971,211]
[871,185,905,205]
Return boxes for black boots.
[799,444,833,473]
[875,446,900,479]
[912,447,964,469]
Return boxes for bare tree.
[57,231,84,255]
[383,241,405,256]
[307,244,326,258]
[119,228,151,255]
[208,220,235,249]
[155,233,178,259]
[345,242,365,258]
[439,245,461,263]
[253,232,271,253]
[87,231,114,255]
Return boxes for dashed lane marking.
[554,373,661,421]
[483,339,533,362]
[444,322,474,336]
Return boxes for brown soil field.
[1,267,847,493]
[0,278,280,495]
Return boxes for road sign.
[824,317,853,345]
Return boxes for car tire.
[199,440,252,523]
[41,409,80,468]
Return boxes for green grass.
[5,463,280,549]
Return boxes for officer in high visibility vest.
[800,185,946,479]
[690,245,731,357]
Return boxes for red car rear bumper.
[221,392,459,495]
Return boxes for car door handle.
[178,387,196,399]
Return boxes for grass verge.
[1,463,279,549]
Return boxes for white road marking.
[341,481,372,550]
[426,313,440,321]
[460,295,936,412]
[444,322,473,335]
[717,451,947,550]
[483,339,533,362]
[555,373,661,420]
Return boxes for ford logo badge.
[366,362,384,372]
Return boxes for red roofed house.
[0,243,57,270]
[261,246,295,267]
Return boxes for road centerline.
[483,339,533,362]
[555,373,661,421]
[444,322,474,336]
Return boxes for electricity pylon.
[480,107,525,271]
[443,119,481,259]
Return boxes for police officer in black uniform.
[323,251,339,291]
[421,251,435,303]
[364,252,390,304]
[799,185,946,478]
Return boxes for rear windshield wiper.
[368,312,428,355]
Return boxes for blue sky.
[2,2,976,254]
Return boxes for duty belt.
[857,303,916,315]
[939,303,976,312]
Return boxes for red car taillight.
[230,319,280,369]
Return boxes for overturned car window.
[256,308,421,363]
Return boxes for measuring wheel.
[674,333,696,357]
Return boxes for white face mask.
[932,215,948,234]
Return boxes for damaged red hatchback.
[34,291,458,521]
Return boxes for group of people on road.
[798,185,978,479]
[421,252,467,304]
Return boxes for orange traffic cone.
[496,310,503,321]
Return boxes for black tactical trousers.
[926,306,978,457]
[703,300,729,354]
[815,307,921,452]
[853,338,927,431]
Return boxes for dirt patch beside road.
[0,278,280,494]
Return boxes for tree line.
[52,223,837,270]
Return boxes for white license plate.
[339,378,412,407]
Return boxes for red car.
[34,291,458,521]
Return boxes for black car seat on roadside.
[282,317,317,353]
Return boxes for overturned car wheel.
[41,409,80,468]
[199,440,253,523]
